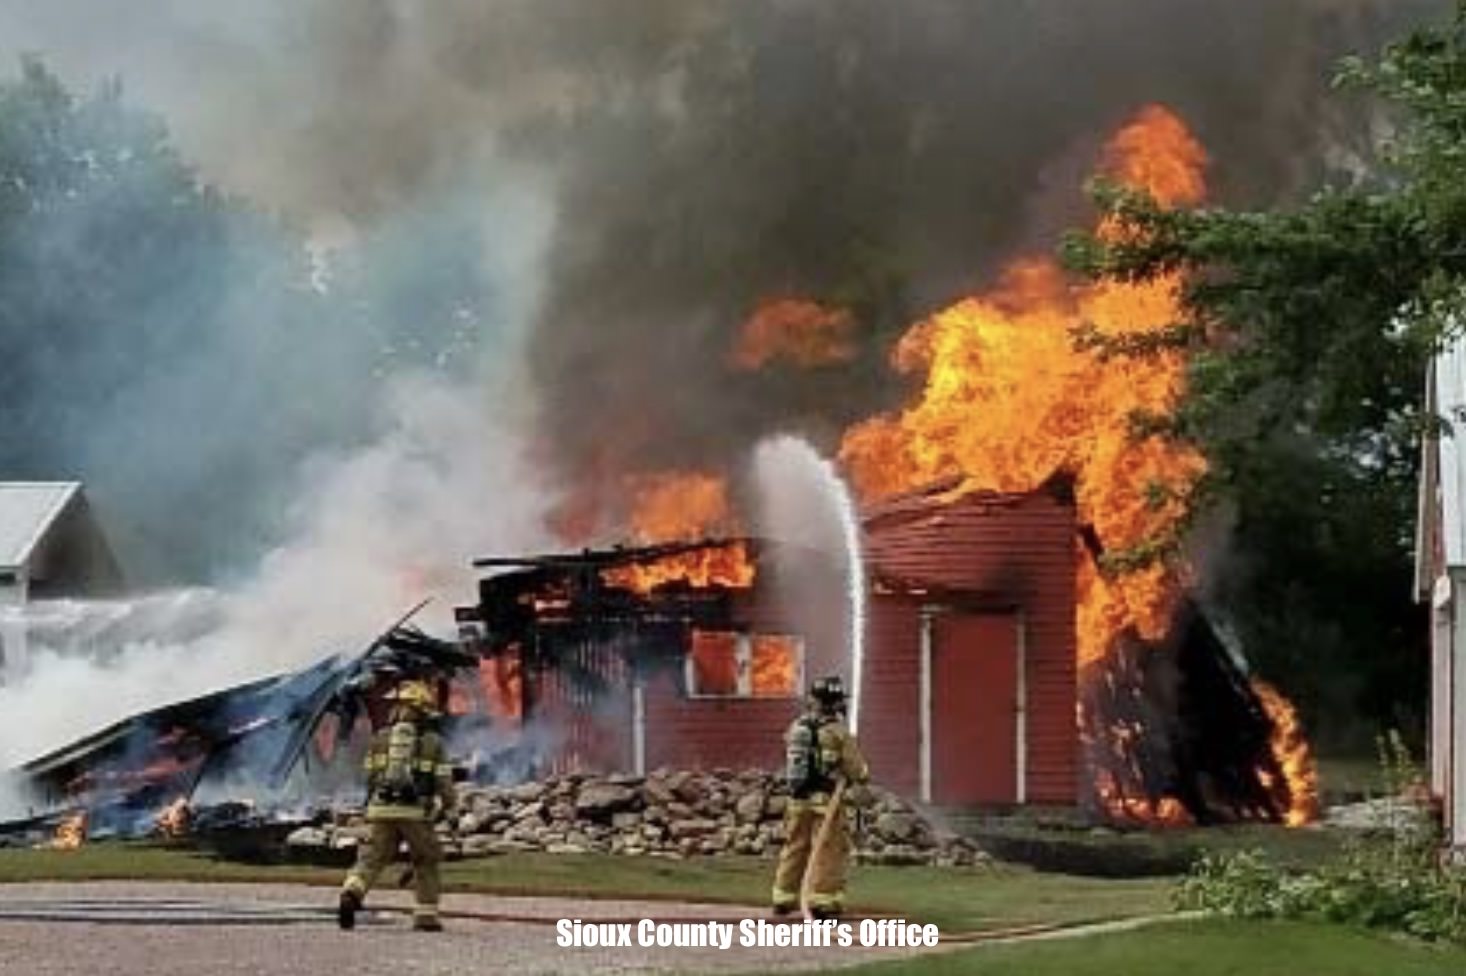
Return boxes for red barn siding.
[860,599,921,796]
[533,649,635,773]
[932,612,1020,804]
[627,485,1077,809]
[642,667,798,770]
[864,487,1078,805]
[640,590,814,771]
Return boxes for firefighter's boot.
[412,909,444,932]
[337,888,363,931]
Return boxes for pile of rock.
[288,768,987,867]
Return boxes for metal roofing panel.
[0,482,81,571]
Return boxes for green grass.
[836,919,1466,976]
[0,843,1171,932]
[10,844,1463,974]
[459,854,1174,931]
[0,843,330,885]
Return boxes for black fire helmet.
[809,675,847,710]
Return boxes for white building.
[1416,344,1466,853]
[0,482,122,678]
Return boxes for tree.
[1061,4,1466,750]
[0,60,482,583]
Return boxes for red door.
[932,612,1019,805]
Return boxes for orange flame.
[48,811,87,850]
[841,109,1206,667]
[1095,767,1194,826]
[480,654,524,723]
[840,104,1315,825]
[686,630,800,696]
[1102,105,1209,211]
[602,540,756,594]
[750,634,800,697]
[154,797,191,838]
[590,470,757,594]
[730,298,857,370]
[1252,679,1321,827]
[689,630,742,695]
[624,471,739,542]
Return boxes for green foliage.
[1177,736,1466,944]
[1178,845,1466,944]
[1060,6,1466,747]
[0,58,501,581]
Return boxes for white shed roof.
[0,482,82,572]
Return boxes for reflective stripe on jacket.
[362,725,456,822]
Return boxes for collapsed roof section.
[3,615,477,838]
[456,538,759,666]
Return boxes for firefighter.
[771,675,869,919]
[338,677,457,932]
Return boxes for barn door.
[930,612,1020,806]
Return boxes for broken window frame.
[684,630,805,700]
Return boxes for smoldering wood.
[1081,598,1290,824]
[0,609,480,841]
[0,543,751,842]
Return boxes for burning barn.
[453,479,1081,809]
[456,471,1316,825]
[3,477,1317,845]
[859,480,1076,807]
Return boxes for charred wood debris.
[0,541,749,848]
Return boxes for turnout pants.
[771,796,849,912]
[342,818,442,922]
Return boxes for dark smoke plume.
[0,0,1446,554]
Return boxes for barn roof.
[0,481,82,572]
[860,474,1072,528]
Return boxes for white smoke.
[0,374,553,766]
[0,175,559,817]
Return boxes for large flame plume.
[731,298,858,371]
[622,472,741,543]
[595,471,756,594]
[839,104,1317,826]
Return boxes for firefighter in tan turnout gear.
[339,678,457,932]
[772,675,869,918]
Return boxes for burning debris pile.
[285,767,986,868]
[1082,600,1319,826]
[0,612,479,849]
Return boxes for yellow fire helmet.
[384,679,439,716]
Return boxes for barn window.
[687,630,804,698]
[689,631,741,696]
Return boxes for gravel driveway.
[0,882,929,975]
